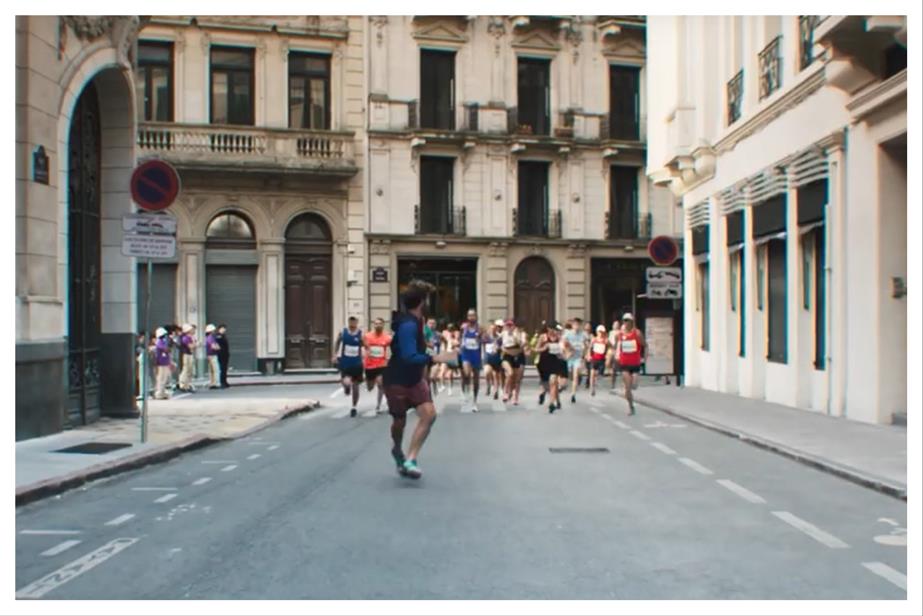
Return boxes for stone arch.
[274,198,347,243]
[187,196,273,242]
[513,255,556,335]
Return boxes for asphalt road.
[15,381,908,599]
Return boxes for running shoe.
[539,391,546,405]
[350,408,357,418]
[472,404,479,413]
[571,394,576,404]
[549,403,556,414]
[391,446,406,470]
[493,391,499,400]
[402,459,422,479]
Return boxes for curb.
[611,390,908,502]
[15,399,322,507]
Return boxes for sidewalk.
[617,383,907,500]
[16,384,321,506]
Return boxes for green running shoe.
[402,459,422,479]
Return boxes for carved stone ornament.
[372,15,388,48]
[60,16,145,66]
[63,16,115,40]
[487,16,505,56]
[488,242,509,257]
[370,240,392,255]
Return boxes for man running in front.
[616,312,646,415]
[460,308,485,412]
[333,316,365,418]
[384,280,450,479]
[364,317,391,414]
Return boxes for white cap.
[155,327,167,338]
[182,323,194,333]
[596,325,606,332]
[494,319,504,327]
[205,324,216,333]
[622,312,635,321]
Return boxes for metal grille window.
[517,161,550,236]
[608,166,640,239]
[289,52,330,130]
[766,238,788,363]
[727,70,743,125]
[420,49,456,130]
[698,261,710,351]
[210,47,254,125]
[759,36,783,100]
[517,58,550,136]
[419,157,455,234]
[609,65,640,140]
[206,212,256,249]
[799,16,819,70]
[136,41,173,122]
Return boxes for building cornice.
[845,69,907,122]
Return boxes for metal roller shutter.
[206,266,257,372]
[137,264,177,334]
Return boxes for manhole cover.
[53,442,132,455]
[549,447,610,454]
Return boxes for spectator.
[205,324,221,390]
[216,324,231,388]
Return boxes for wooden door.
[284,255,332,369]
[514,257,554,335]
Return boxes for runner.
[332,316,366,418]
[563,318,587,404]
[424,317,441,394]
[536,320,568,413]
[364,317,392,414]
[500,319,528,405]
[483,321,503,400]
[460,309,485,412]
[582,321,594,389]
[616,313,646,415]
[384,280,456,479]
[588,325,610,397]
[440,323,461,395]
[607,318,622,391]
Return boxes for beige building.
[646,16,907,424]
[365,16,682,351]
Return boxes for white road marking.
[221,464,238,472]
[861,562,907,591]
[171,393,191,400]
[40,540,82,557]
[629,430,651,441]
[104,514,135,527]
[643,421,687,429]
[246,454,261,460]
[771,511,850,548]
[329,388,343,399]
[874,534,908,547]
[130,487,176,491]
[19,530,81,536]
[716,479,766,504]
[678,457,714,475]
[154,493,178,504]
[613,420,630,429]
[650,442,677,455]
[191,477,212,486]
[16,537,139,599]
[201,461,236,465]
[877,517,899,526]
[267,445,279,451]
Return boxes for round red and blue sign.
[130,160,180,212]
[647,235,680,266]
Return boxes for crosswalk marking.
[861,562,907,591]
[16,538,140,599]
[40,540,82,557]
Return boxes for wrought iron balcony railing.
[513,208,562,238]
[414,205,466,236]
[605,210,652,240]
[759,35,783,100]
[727,70,744,126]
[799,16,820,71]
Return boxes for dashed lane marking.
[246,454,261,461]
[16,537,140,599]
[613,420,630,429]
[154,493,178,504]
[771,511,850,549]
[19,530,81,536]
[329,388,343,399]
[201,461,236,465]
[650,442,677,455]
[221,464,238,472]
[861,562,907,591]
[629,430,651,441]
[678,457,714,475]
[716,479,766,504]
[191,477,212,486]
[267,445,279,451]
[103,514,135,527]
[40,540,82,557]
[130,487,176,491]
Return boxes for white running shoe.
[472,404,479,413]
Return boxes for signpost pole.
[141,258,152,444]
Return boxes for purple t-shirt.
[206,334,219,356]
[155,338,172,366]
[180,334,194,354]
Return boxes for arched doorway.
[514,257,555,335]
[206,211,258,372]
[284,213,333,369]
[67,81,102,426]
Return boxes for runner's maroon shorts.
[384,380,433,417]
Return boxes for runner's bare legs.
[406,401,437,461]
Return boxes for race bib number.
[464,338,480,350]
[548,343,562,356]
[485,343,497,355]
[344,345,360,358]
[621,339,638,354]
[369,346,385,358]
[593,343,607,355]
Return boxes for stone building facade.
[646,16,907,424]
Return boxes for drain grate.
[549,447,610,454]
[53,442,132,455]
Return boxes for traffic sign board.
[648,235,680,266]
[646,266,682,283]
[130,160,180,212]
[647,281,683,299]
[122,213,177,235]
[121,234,176,258]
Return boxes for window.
[517,161,549,236]
[698,261,710,351]
[289,52,330,129]
[419,157,455,234]
[727,70,743,125]
[136,41,173,122]
[206,212,256,249]
[798,178,827,370]
[420,50,456,130]
[767,238,787,363]
[813,227,826,369]
[759,36,782,100]
[757,245,766,311]
[738,250,746,357]
[609,65,640,140]
[730,250,739,312]
[517,58,550,136]
[210,46,254,125]
[801,234,812,310]
[609,166,639,239]
[799,16,819,71]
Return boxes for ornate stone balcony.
[136,122,358,178]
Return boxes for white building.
[646,16,907,424]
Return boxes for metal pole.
[141,258,152,443]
